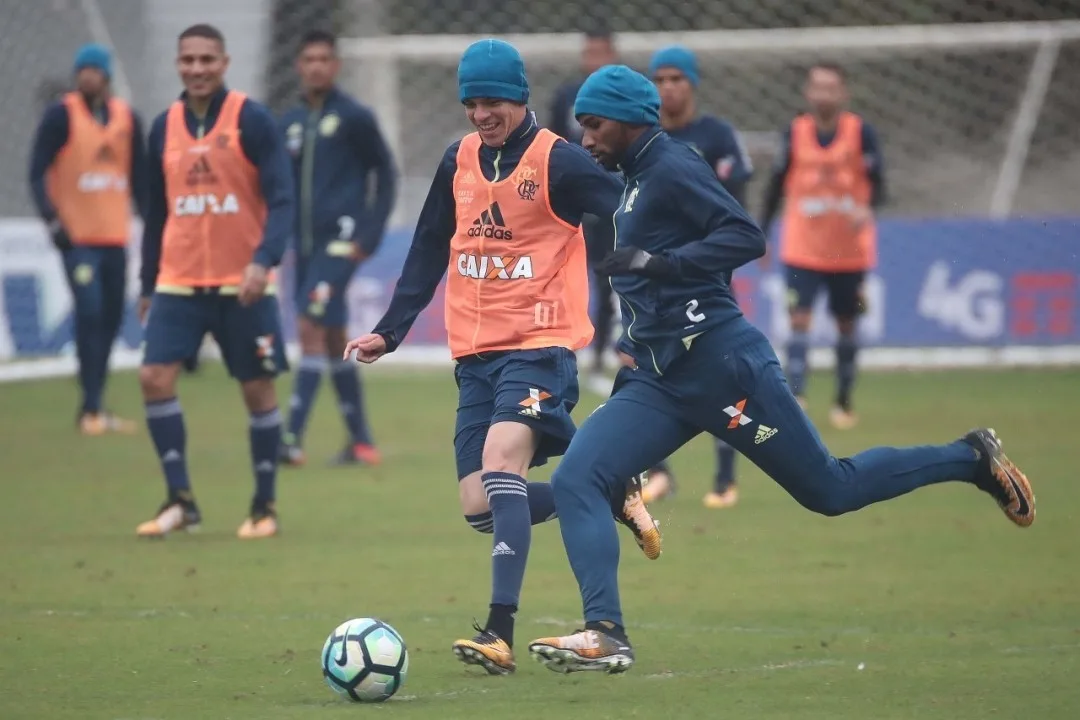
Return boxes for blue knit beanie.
[648,45,699,87]
[574,65,660,125]
[74,43,112,79]
[458,39,529,104]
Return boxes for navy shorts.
[142,292,288,381]
[293,249,357,327]
[785,265,866,318]
[453,347,579,480]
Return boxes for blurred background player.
[759,62,885,430]
[343,39,660,676]
[28,44,147,435]
[278,30,397,468]
[642,45,755,509]
[547,25,621,380]
[136,24,295,540]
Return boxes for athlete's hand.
[343,333,387,364]
[137,296,152,324]
[596,247,676,279]
[239,263,269,306]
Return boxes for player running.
[527,65,1035,674]
[28,43,147,435]
[643,44,755,509]
[343,39,660,676]
[136,24,295,540]
[760,62,886,430]
[278,29,397,468]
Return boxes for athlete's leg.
[216,295,289,539]
[784,264,821,403]
[826,271,866,429]
[136,293,208,537]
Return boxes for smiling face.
[464,98,526,147]
[176,35,229,102]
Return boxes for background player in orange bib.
[344,39,660,676]
[135,24,295,540]
[760,62,886,429]
[28,44,147,435]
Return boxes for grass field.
[1,363,1078,719]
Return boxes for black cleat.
[961,428,1035,527]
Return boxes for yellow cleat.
[829,406,859,430]
[703,487,739,509]
[102,413,137,434]
[451,624,515,675]
[136,498,201,538]
[619,473,662,560]
[80,412,137,436]
[237,505,279,539]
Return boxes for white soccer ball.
[321,617,409,703]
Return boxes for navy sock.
[285,355,325,445]
[482,471,531,619]
[836,335,858,410]
[250,408,282,505]
[146,398,189,495]
[713,438,737,493]
[527,482,557,524]
[466,511,494,534]
[331,359,373,445]
[786,330,810,397]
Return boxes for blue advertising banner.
[2,217,1078,362]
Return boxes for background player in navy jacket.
[643,45,755,509]
[527,66,1036,674]
[28,44,148,434]
[278,30,397,468]
[548,25,621,380]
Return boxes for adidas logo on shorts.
[754,424,778,444]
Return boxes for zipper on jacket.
[609,181,661,375]
[299,107,320,256]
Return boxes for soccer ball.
[321,618,409,703]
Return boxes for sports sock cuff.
[250,407,282,429]
[465,511,495,533]
[481,472,527,501]
[145,398,182,418]
[299,354,329,372]
[331,359,355,374]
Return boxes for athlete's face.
[75,68,108,99]
[465,99,526,147]
[579,115,634,170]
[652,68,693,116]
[177,36,229,101]
[297,41,339,94]
[581,37,616,75]
[804,67,847,121]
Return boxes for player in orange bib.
[135,24,295,540]
[28,44,147,435]
[343,39,661,676]
[760,63,886,429]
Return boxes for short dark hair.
[808,62,846,81]
[300,29,337,53]
[178,23,226,50]
[584,21,614,42]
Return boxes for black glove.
[47,218,72,252]
[595,247,676,279]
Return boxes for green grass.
[1,364,1078,719]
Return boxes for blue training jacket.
[372,112,623,352]
[611,126,766,374]
[279,87,397,258]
